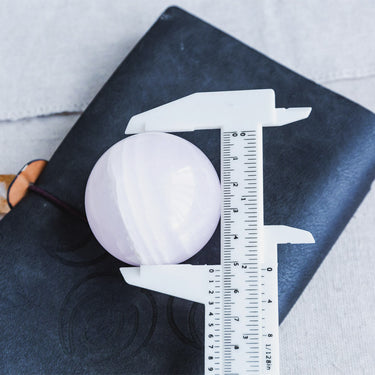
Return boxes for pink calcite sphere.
[85,132,221,265]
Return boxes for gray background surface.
[0,1,374,374]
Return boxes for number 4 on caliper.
[120,90,315,375]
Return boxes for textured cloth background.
[1,0,375,121]
[0,1,374,374]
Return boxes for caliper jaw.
[121,226,314,303]
[125,89,311,134]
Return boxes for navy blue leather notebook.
[1,7,374,374]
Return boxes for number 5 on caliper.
[121,90,315,375]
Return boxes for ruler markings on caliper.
[221,129,262,375]
[120,90,314,375]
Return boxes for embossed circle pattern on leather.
[36,205,109,267]
[167,296,203,349]
[59,273,157,364]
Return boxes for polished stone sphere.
[85,132,220,265]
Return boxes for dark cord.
[28,184,87,223]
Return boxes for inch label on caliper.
[121,90,314,375]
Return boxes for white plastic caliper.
[120,89,314,375]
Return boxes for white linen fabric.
[1,0,375,120]
[0,1,374,374]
